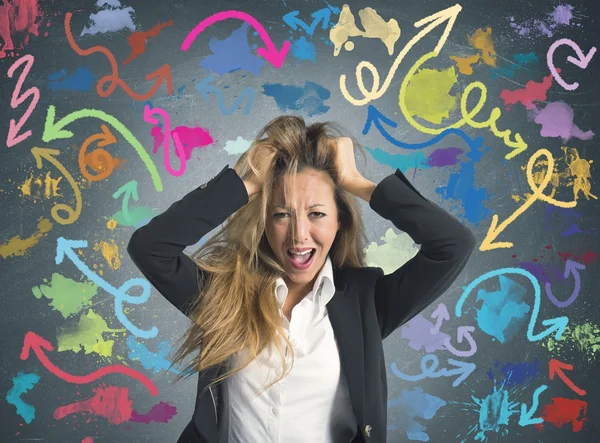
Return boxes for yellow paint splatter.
[20,172,63,199]
[0,217,53,258]
[57,309,125,357]
[94,239,122,270]
[330,4,400,57]
[365,228,419,275]
[450,27,497,75]
[543,322,600,361]
[401,65,458,124]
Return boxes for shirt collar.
[275,255,335,309]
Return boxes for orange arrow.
[65,12,173,100]
[549,358,586,396]
[79,125,118,182]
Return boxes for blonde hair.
[168,115,369,395]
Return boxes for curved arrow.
[195,75,255,115]
[43,105,163,192]
[549,359,586,396]
[65,12,173,100]
[112,181,139,223]
[443,325,477,357]
[20,331,158,396]
[55,237,158,339]
[143,105,187,176]
[390,354,476,387]
[7,54,40,148]
[31,148,82,225]
[455,267,569,342]
[79,125,117,182]
[519,385,548,426]
[181,10,290,69]
[545,259,585,308]
[547,38,597,91]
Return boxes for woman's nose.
[289,215,309,240]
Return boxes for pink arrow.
[547,38,597,91]
[430,303,449,335]
[181,10,290,69]
[443,326,477,357]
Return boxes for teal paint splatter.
[6,372,40,424]
[262,81,330,116]
[127,335,180,374]
[490,52,538,79]
[472,383,519,441]
[388,387,446,441]
[290,36,317,62]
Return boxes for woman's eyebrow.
[273,204,326,210]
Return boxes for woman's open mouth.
[286,248,316,270]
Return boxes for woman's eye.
[274,213,288,218]
[312,212,325,218]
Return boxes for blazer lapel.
[326,270,365,425]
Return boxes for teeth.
[288,249,312,256]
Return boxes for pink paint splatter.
[130,401,178,423]
[53,385,132,425]
[531,101,594,141]
[499,73,555,110]
[81,438,94,443]
[151,125,214,160]
[0,0,43,58]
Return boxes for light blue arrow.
[519,384,548,426]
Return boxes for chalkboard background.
[1,0,599,442]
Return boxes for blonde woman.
[127,116,475,443]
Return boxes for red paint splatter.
[557,250,597,265]
[151,125,214,160]
[123,20,173,64]
[0,0,43,59]
[81,438,94,443]
[53,385,132,425]
[130,401,178,423]
[534,397,587,432]
[499,72,556,110]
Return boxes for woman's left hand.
[334,137,364,190]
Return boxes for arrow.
[181,10,290,69]
[443,326,477,357]
[545,260,586,308]
[549,359,586,396]
[195,75,255,115]
[547,38,597,91]
[143,105,188,177]
[390,354,476,387]
[65,12,173,100]
[480,149,576,251]
[31,148,82,225]
[7,54,40,148]
[455,267,569,342]
[20,331,158,396]
[112,181,139,223]
[79,125,117,182]
[55,237,158,339]
[282,8,332,36]
[340,3,461,105]
[430,303,450,335]
[519,385,548,426]
[43,105,162,192]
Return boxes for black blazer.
[127,165,476,443]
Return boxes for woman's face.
[265,169,340,297]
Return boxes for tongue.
[290,252,311,264]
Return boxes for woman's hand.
[334,137,364,190]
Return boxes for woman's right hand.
[242,143,276,197]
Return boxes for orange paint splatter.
[94,239,122,270]
[123,20,173,64]
[450,27,496,75]
[0,217,52,258]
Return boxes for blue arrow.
[391,354,476,387]
[519,384,548,426]
[283,8,333,36]
[195,75,254,115]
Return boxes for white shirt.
[228,255,357,443]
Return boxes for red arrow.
[20,331,159,396]
[549,358,586,396]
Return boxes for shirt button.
[272,407,279,416]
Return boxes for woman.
[127,115,476,443]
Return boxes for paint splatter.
[123,20,172,64]
[31,273,99,318]
[130,401,178,423]
[56,309,125,357]
[557,250,597,265]
[499,73,554,110]
[20,172,62,199]
[509,4,577,38]
[543,322,600,361]
[366,147,463,173]
[290,36,316,62]
[545,206,598,237]
[262,81,331,117]
[109,205,156,228]
[471,383,519,441]
[401,66,458,124]
[0,0,42,58]
[54,384,132,425]
[472,275,530,344]
[450,27,497,75]
[330,4,400,57]
[224,136,252,155]
[0,217,52,258]
[150,125,214,161]
[127,335,180,374]
[387,387,446,441]
[535,397,587,432]
[81,0,136,36]
[48,66,95,92]
[6,372,40,424]
[486,360,540,386]
[532,101,595,142]
[93,239,122,270]
[365,228,420,275]
[427,147,463,167]
[400,314,451,353]
[201,22,265,75]
[491,52,539,80]
[519,260,565,286]
[82,438,94,443]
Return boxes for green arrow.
[43,105,163,192]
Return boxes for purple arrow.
[443,326,477,357]
[545,259,586,308]
[430,303,450,335]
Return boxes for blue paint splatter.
[486,359,540,386]
[127,335,180,375]
[262,81,330,116]
[545,206,598,236]
[290,36,317,62]
[48,66,95,92]
[388,387,446,441]
[6,372,40,424]
[490,52,539,79]
[473,275,531,343]
[471,383,519,441]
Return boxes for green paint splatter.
[57,309,126,357]
[365,228,419,275]
[110,206,156,227]
[32,273,98,318]
[543,322,600,361]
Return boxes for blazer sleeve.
[126,165,249,316]
[368,168,476,340]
